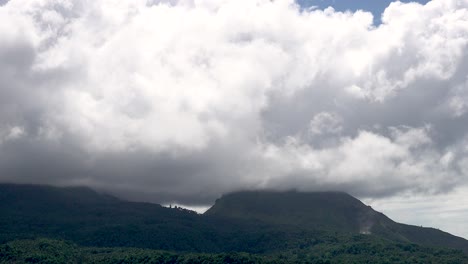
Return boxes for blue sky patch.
[296,0,431,23]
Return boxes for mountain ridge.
[1,183,467,255]
[206,190,468,252]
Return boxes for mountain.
[205,191,375,232]
[206,190,468,253]
[1,183,468,262]
[0,184,218,251]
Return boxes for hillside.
[205,191,376,232]
[206,190,468,253]
[0,184,217,251]
[0,184,468,263]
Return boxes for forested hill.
[205,191,376,232]
[1,183,468,263]
[206,190,468,252]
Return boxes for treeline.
[2,185,468,263]
[1,238,467,264]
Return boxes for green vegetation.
[1,184,468,263]
[206,190,468,252]
[1,238,467,264]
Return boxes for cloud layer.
[1,0,468,216]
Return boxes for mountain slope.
[205,190,468,252]
[1,184,467,256]
[0,184,218,251]
[205,191,375,233]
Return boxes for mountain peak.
[205,190,376,233]
[205,190,468,253]
[1,184,467,254]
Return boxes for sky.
[297,0,431,22]
[1,0,468,238]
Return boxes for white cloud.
[0,126,25,144]
[6,126,25,140]
[309,112,343,135]
[447,78,468,117]
[2,0,467,151]
[257,126,455,196]
[344,84,367,99]
[1,0,468,237]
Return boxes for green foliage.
[1,184,468,263]
[206,190,468,253]
[1,238,468,264]
[0,238,82,264]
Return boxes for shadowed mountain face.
[206,190,468,253]
[205,191,379,233]
[0,184,217,251]
[1,184,468,255]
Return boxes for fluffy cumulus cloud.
[1,0,468,231]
